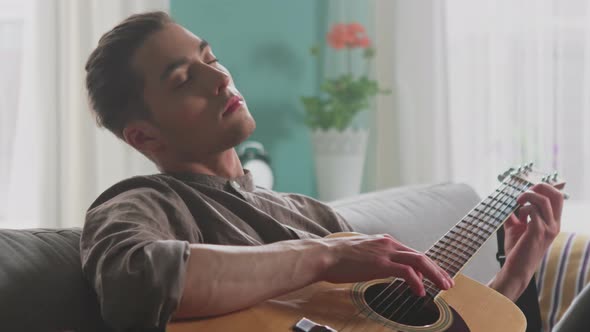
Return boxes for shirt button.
[230,180,241,190]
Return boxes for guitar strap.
[497,225,542,332]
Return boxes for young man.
[82,11,564,330]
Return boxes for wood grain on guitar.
[168,164,566,331]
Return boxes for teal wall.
[171,0,326,196]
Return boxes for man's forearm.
[173,239,330,319]
[487,271,530,302]
[172,234,454,320]
[487,253,539,302]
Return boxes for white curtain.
[2,0,167,229]
[445,0,590,199]
[374,0,590,216]
[373,0,451,189]
[0,2,24,224]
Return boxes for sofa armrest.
[536,232,590,331]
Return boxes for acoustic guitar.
[169,164,566,332]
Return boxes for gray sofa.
[0,182,498,331]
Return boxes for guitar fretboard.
[423,177,532,293]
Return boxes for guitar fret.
[493,189,518,201]
[474,208,507,222]
[497,192,517,205]
[479,202,505,214]
[449,228,485,247]
[450,231,488,246]
[432,243,470,261]
[439,237,478,254]
[453,225,487,242]
[465,215,497,230]
[473,208,497,219]
[432,245,466,262]
[469,208,503,221]
[431,255,462,272]
[479,194,519,220]
[460,217,495,234]
[506,183,523,192]
[428,248,463,272]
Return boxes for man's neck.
[158,148,244,179]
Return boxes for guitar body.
[169,273,525,332]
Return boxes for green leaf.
[300,74,388,130]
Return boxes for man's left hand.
[489,182,564,301]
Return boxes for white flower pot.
[311,128,369,201]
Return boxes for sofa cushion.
[0,228,109,332]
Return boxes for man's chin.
[230,119,256,149]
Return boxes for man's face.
[131,23,256,161]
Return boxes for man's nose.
[200,65,230,96]
[214,74,230,96]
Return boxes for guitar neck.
[425,177,533,281]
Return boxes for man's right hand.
[319,234,454,296]
[175,233,454,319]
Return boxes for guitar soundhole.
[363,280,441,327]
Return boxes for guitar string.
[343,174,535,331]
[374,177,528,327]
[331,181,511,332]
[392,191,523,323]
[377,178,527,330]
[337,180,514,332]
[388,177,530,325]
[337,178,524,332]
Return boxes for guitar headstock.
[498,162,568,198]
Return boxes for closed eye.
[174,58,219,89]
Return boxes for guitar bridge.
[292,317,337,332]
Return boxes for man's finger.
[388,263,426,296]
[517,191,554,226]
[505,213,523,228]
[390,252,451,291]
[517,205,545,233]
[531,183,564,221]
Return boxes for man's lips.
[223,95,244,116]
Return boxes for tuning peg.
[498,167,516,182]
[527,162,534,169]
[552,172,558,181]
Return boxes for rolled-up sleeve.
[81,188,193,330]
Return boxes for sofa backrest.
[330,182,501,283]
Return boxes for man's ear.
[122,121,165,156]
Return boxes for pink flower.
[357,37,371,48]
[326,22,372,49]
[326,23,349,49]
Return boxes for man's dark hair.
[85,11,174,138]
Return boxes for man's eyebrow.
[199,40,209,52]
[159,40,210,82]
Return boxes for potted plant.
[301,22,388,201]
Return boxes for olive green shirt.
[80,170,351,331]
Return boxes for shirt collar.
[165,169,255,192]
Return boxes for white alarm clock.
[237,141,274,189]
